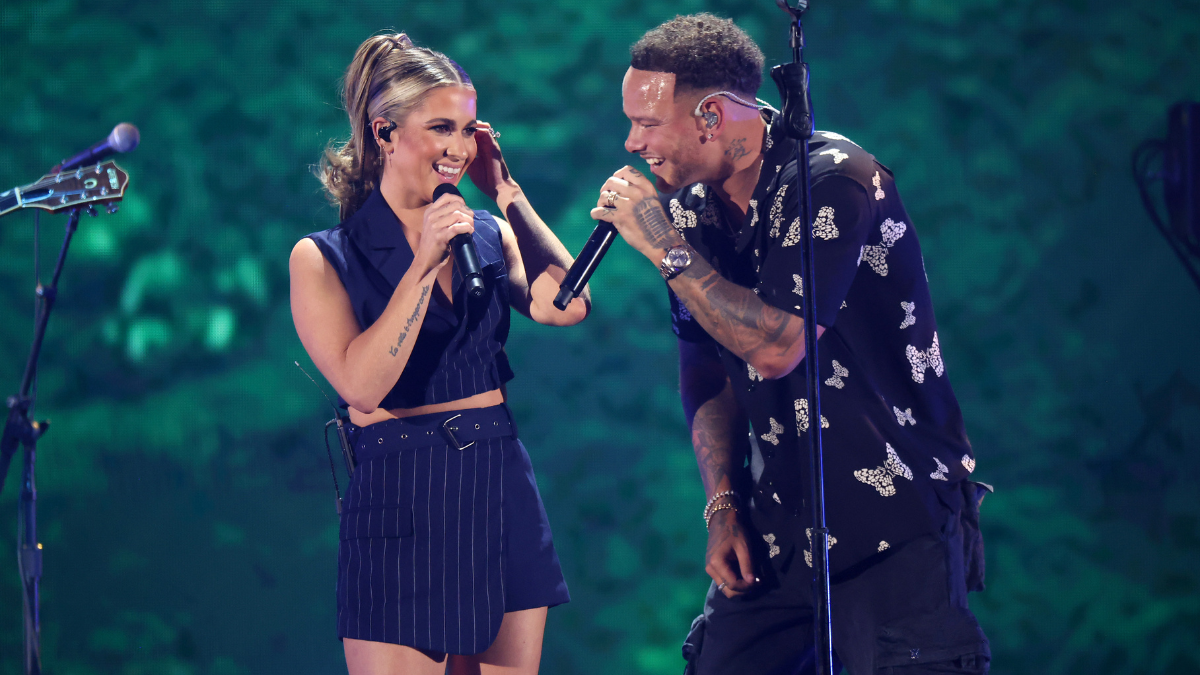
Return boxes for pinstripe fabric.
[306,189,514,412]
[334,406,570,656]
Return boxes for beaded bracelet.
[705,503,738,530]
[703,490,738,522]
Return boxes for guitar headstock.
[3,161,130,215]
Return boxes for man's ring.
[603,190,619,208]
[716,582,727,592]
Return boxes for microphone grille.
[432,183,461,201]
[108,123,141,153]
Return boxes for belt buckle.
[441,414,476,451]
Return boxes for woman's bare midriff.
[347,388,506,427]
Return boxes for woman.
[290,33,588,674]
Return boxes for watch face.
[667,248,691,267]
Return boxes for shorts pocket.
[339,506,414,539]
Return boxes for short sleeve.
[667,285,714,343]
[756,175,872,327]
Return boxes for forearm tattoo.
[686,377,748,496]
[633,198,680,249]
[676,258,799,368]
[389,284,430,357]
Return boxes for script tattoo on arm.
[633,198,681,249]
[388,284,430,357]
[725,138,749,163]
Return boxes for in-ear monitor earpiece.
[702,112,718,128]
[377,119,397,142]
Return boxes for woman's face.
[380,85,479,203]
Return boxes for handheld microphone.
[431,183,486,298]
[52,123,140,173]
[553,220,618,311]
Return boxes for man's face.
[622,67,707,193]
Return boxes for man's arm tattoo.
[676,261,798,368]
[725,138,749,163]
[388,284,430,357]
[633,198,680,249]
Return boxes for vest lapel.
[346,190,415,293]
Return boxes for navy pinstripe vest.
[307,189,515,410]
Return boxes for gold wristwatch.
[659,245,693,280]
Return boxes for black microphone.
[553,220,618,311]
[431,183,485,298]
[52,123,140,174]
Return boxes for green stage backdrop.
[1,1,1199,673]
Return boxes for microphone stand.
[0,206,87,675]
[769,3,833,674]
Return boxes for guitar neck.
[0,162,128,219]
[0,191,17,217]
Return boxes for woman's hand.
[467,122,518,203]
[414,192,476,276]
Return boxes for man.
[590,14,991,675]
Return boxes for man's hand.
[706,507,758,598]
[589,165,685,262]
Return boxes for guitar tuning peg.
[107,203,119,214]
[85,205,98,217]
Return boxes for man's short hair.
[630,13,764,98]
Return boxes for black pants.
[683,509,989,675]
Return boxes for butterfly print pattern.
[900,301,916,329]
[813,206,839,240]
[668,198,697,231]
[878,541,891,552]
[962,455,975,473]
[763,533,781,558]
[804,527,839,567]
[873,171,885,201]
[894,406,916,426]
[860,218,908,276]
[825,360,849,389]
[760,417,784,446]
[792,274,803,297]
[784,206,838,247]
[820,148,849,164]
[690,184,706,198]
[676,301,693,322]
[906,332,945,383]
[748,363,764,382]
[853,443,914,497]
[930,457,949,481]
[747,199,759,231]
[794,398,809,433]
[768,184,788,238]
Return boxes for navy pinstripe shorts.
[336,404,569,655]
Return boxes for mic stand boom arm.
[770,3,834,675]
[0,206,86,675]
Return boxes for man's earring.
[708,134,714,139]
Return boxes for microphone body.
[553,221,617,310]
[52,123,141,174]
[431,183,486,298]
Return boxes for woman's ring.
[604,190,619,208]
[486,127,501,139]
